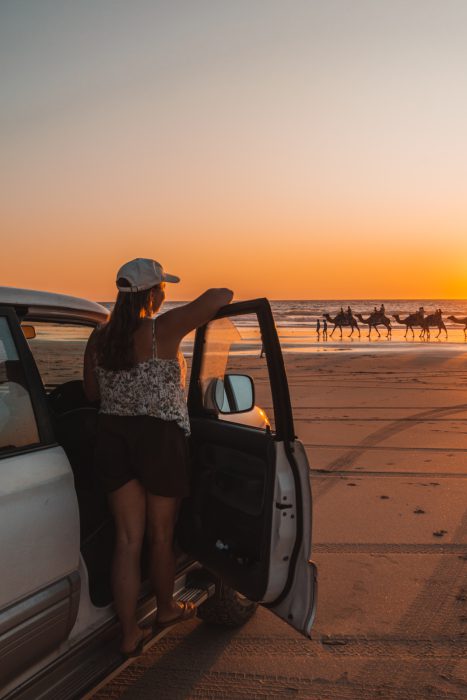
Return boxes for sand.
[85,344,467,699]
[25,327,467,698]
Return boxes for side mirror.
[213,374,255,414]
[21,325,36,340]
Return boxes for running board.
[5,584,214,700]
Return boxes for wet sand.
[89,347,467,699]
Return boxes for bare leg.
[108,479,147,654]
[146,493,191,623]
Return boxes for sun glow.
[2,3,467,302]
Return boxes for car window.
[27,322,93,391]
[0,316,40,452]
[199,313,275,431]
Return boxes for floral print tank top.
[95,320,190,435]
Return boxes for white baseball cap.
[116,258,180,292]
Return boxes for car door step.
[177,584,215,605]
[5,585,214,700]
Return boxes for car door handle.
[275,502,293,510]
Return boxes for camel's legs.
[330,327,336,337]
[375,326,381,338]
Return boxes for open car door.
[178,298,317,636]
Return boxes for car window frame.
[0,305,55,455]
[188,297,295,442]
[27,318,95,392]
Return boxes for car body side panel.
[0,574,80,688]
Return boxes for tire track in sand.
[312,402,467,500]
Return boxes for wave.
[98,299,467,329]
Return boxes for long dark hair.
[95,278,156,370]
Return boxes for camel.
[323,312,360,338]
[393,312,425,338]
[420,310,447,339]
[355,312,392,338]
[447,315,467,337]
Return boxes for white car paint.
[0,446,80,608]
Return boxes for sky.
[1,0,467,301]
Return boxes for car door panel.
[265,439,317,634]
[0,309,82,688]
[179,416,275,602]
[0,446,80,607]
[180,298,317,636]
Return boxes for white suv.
[0,287,317,700]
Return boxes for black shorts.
[95,414,191,497]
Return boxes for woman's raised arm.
[161,288,233,340]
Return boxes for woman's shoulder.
[155,309,179,331]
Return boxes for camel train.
[323,309,391,338]
[392,309,447,339]
[323,308,459,339]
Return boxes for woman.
[83,257,233,657]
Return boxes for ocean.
[27,299,467,391]
[224,299,467,329]
[100,299,467,329]
[35,299,467,353]
[96,298,467,353]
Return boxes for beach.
[5,2,467,696]
[90,344,467,699]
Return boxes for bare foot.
[155,601,196,626]
[121,625,152,657]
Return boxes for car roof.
[0,286,109,325]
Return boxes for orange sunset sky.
[1,1,467,302]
